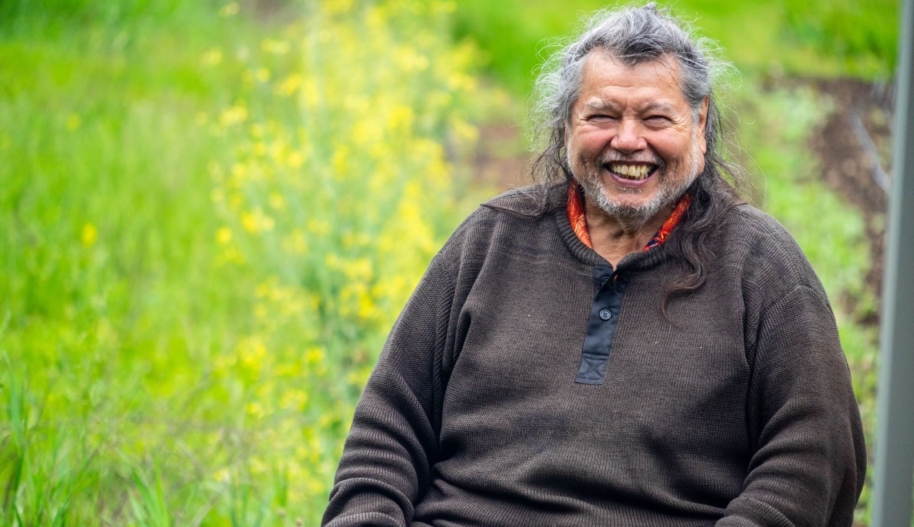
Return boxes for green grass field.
[0,0,892,525]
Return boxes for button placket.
[576,265,626,385]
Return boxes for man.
[322,4,866,526]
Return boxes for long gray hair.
[531,3,748,309]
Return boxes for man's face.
[565,51,708,226]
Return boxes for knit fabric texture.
[322,183,867,527]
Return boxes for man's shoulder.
[447,182,565,240]
[479,182,566,217]
[718,203,828,298]
[721,203,798,247]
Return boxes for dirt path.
[811,78,893,324]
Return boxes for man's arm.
[718,285,867,527]
[321,256,454,527]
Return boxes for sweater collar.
[551,180,680,272]
[566,179,691,252]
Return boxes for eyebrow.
[581,99,680,114]
[582,100,618,112]
[641,102,678,114]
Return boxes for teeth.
[609,163,652,180]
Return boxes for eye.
[644,115,672,126]
[587,114,616,123]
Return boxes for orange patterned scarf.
[566,179,692,251]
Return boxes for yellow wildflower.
[304,347,325,365]
[80,223,97,247]
[220,104,248,127]
[277,74,303,97]
[202,47,223,65]
[287,150,306,168]
[216,227,233,244]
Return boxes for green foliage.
[452,0,901,95]
[783,0,900,76]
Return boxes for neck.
[583,194,673,267]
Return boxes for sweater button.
[599,309,612,320]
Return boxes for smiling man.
[322,4,866,527]
[565,51,706,264]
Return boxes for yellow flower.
[216,227,233,244]
[305,347,325,365]
[385,104,414,133]
[80,223,97,247]
[450,117,479,144]
[280,389,309,411]
[301,78,320,108]
[240,208,274,233]
[220,104,248,127]
[287,150,305,168]
[277,74,303,97]
[202,48,223,65]
[245,402,265,418]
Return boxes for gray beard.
[571,144,702,231]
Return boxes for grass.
[0,0,495,524]
[451,0,901,96]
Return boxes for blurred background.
[0,0,899,525]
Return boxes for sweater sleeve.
[321,256,454,527]
[717,285,867,527]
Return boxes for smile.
[604,162,658,181]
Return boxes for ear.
[697,96,709,155]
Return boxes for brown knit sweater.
[322,183,866,527]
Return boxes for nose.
[610,118,646,153]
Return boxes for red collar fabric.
[566,179,692,252]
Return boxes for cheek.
[574,134,609,165]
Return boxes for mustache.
[598,152,664,166]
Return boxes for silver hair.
[530,3,733,182]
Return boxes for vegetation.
[0,0,892,525]
[1,0,494,524]
[452,0,901,95]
